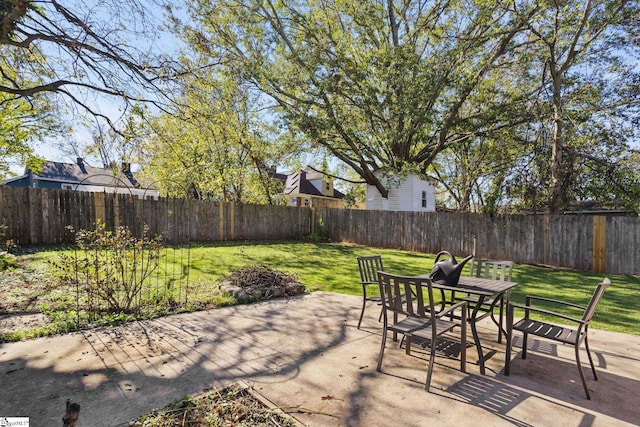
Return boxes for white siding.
[64,184,159,200]
[366,172,435,212]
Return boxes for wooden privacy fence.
[0,186,310,244]
[313,208,640,276]
[1,186,639,275]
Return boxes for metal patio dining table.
[427,276,519,375]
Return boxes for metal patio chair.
[505,278,611,399]
[357,255,385,329]
[462,258,514,342]
[377,271,467,391]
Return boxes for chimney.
[76,157,87,174]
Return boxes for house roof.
[14,159,151,189]
[271,172,288,181]
[280,170,345,199]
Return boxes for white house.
[366,171,436,212]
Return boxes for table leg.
[471,296,486,375]
[488,291,507,344]
[499,290,510,343]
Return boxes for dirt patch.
[1,263,306,337]
[0,312,51,333]
[0,261,59,335]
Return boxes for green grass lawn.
[10,240,640,336]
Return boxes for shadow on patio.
[1,292,638,427]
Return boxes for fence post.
[114,194,120,230]
[28,187,41,244]
[543,214,550,266]
[218,202,224,240]
[95,192,105,225]
[230,202,235,240]
[593,216,606,273]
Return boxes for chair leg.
[392,312,399,342]
[497,296,504,343]
[425,338,437,392]
[357,298,367,329]
[583,333,598,380]
[461,306,467,373]
[505,304,513,375]
[521,332,528,359]
[377,325,388,372]
[575,344,592,400]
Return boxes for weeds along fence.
[1,186,639,275]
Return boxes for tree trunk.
[549,62,565,214]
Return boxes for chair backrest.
[469,258,513,281]
[582,278,611,323]
[377,271,435,319]
[358,255,384,285]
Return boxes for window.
[303,198,310,207]
[62,184,73,190]
[421,191,427,208]
[325,182,330,191]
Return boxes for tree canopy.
[2,0,638,212]
[175,0,539,198]
[1,0,176,115]
[172,0,640,212]
[0,47,65,175]
[137,58,298,202]
[0,0,182,176]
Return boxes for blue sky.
[7,0,184,176]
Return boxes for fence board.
[593,216,606,273]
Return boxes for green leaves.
[0,76,61,177]
[139,60,294,203]
[177,1,540,195]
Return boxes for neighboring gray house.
[2,158,159,199]
[274,168,345,208]
[366,171,436,212]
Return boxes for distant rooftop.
[2,158,154,191]
[280,170,344,199]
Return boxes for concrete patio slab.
[0,292,638,426]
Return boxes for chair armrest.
[509,302,585,325]
[436,301,467,319]
[525,295,587,310]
